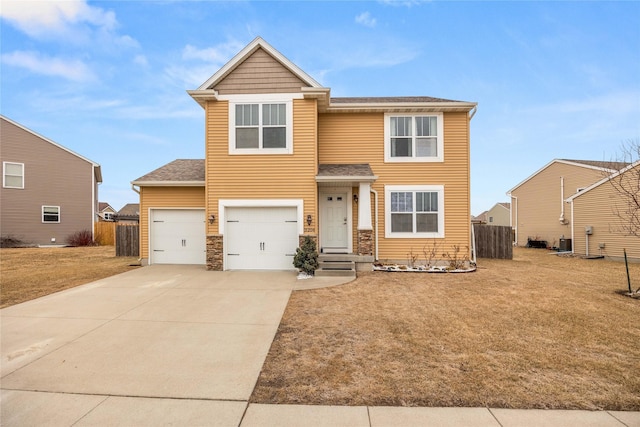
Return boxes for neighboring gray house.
[0,116,102,246]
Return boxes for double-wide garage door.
[225,207,298,270]
[150,209,206,265]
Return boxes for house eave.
[130,181,205,187]
[316,175,378,187]
[325,101,478,114]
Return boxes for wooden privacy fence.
[115,224,139,257]
[473,224,513,259]
[94,221,115,246]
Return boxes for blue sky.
[1,1,639,215]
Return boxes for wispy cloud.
[355,12,377,28]
[0,0,116,38]
[1,50,96,82]
[379,0,429,7]
[181,40,244,63]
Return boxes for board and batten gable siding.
[205,98,318,236]
[571,166,640,261]
[139,186,205,261]
[510,162,604,247]
[213,48,307,95]
[318,111,471,260]
[0,118,95,245]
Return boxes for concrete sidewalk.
[2,265,639,426]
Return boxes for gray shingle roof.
[133,159,205,183]
[331,96,463,104]
[317,164,375,177]
[561,159,629,170]
[117,203,139,217]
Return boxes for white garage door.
[151,209,206,265]
[225,207,299,270]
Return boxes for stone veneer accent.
[206,234,223,271]
[357,229,373,256]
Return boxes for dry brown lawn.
[0,246,140,308]
[252,248,640,410]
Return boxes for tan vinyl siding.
[205,98,318,236]
[0,118,96,246]
[214,48,307,95]
[139,186,205,260]
[318,112,471,260]
[510,162,604,247]
[572,166,640,261]
[486,204,510,226]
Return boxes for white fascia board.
[565,159,640,202]
[130,181,205,187]
[1,115,100,169]
[196,37,323,91]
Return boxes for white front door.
[150,209,206,265]
[225,207,298,270]
[320,192,349,253]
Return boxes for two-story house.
[0,116,102,246]
[132,37,477,270]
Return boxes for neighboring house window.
[104,212,113,221]
[489,216,494,223]
[42,206,60,223]
[385,185,444,238]
[229,98,293,154]
[3,162,24,189]
[384,113,443,162]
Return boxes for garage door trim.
[148,207,206,265]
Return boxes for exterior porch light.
[306,214,312,226]
[208,214,215,224]
[353,194,358,203]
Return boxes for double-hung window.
[385,185,444,238]
[384,113,443,162]
[3,162,24,189]
[230,98,293,154]
[42,206,60,223]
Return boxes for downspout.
[511,195,517,245]
[370,188,379,261]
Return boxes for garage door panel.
[151,209,206,265]
[225,207,298,270]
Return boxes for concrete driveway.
[1,265,348,426]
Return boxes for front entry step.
[315,256,356,278]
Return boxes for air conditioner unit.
[585,226,593,235]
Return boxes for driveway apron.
[1,266,299,425]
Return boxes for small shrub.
[66,230,98,247]
[0,235,31,248]
[293,236,319,275]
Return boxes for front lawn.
[0,246,139,308]
[252,248,640,410]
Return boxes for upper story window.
[103,212,114,221]
[228,95,294,155]
[384,113,443,162]
[3,162,24,189]
[385,185,444,238]
[42,206,60,223]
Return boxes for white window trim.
[385,185,444,238]
[3,161,24,189]
[384,113,444,163]
[225,94,298,155]
[42,205,61,223]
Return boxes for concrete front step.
[318,260,354,270]
[315,269,356,278]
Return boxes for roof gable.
[507,159,621,195]
[197,37,322,91]
[1,115,102,182]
